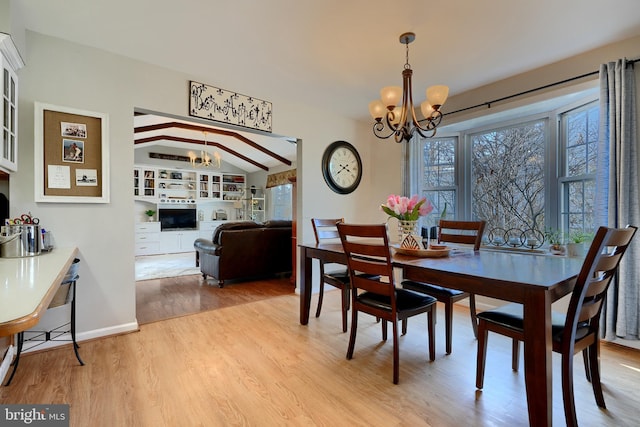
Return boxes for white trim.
[0,32,25,70]
[0,344,16,384]
[21,321,139,354]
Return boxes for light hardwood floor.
[2,284,639,426]
[135,274,295,324]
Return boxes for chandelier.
[189,131,221,169]
[368,32,449,143]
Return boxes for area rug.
[135,251,201,280]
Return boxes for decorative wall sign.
[149,152,192,163]
[189,80,272,132]
[34,102,110,203]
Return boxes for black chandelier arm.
[412,124,437,140]
[372,121,397,140]
[373,113,441,143]
[417,109,444,128]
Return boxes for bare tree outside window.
[422,138,456,219]
[471,120,546,232]
[561,102,598,236]
[413,96,598,245]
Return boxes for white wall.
[11,30,379,339]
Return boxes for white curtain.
[596,59,640,340]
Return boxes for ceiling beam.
[135,135,270,171]
[135,122,292,166]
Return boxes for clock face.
[322,141,362,194]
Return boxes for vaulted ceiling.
[133,113,296,174]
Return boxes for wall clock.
[321,140,362,194]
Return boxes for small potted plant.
[144,209,156,222]
[544,228,566,255]
[567,231,593,257]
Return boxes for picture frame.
[34,102,110,203]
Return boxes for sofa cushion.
[262,220,292,228]
[212,221,261,244]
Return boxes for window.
[471,119,546,233]
[412,92,598,239]
[559,102,598,236]
[418,137,457,218]
[268,183,292,220]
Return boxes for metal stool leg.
[70,280,84,366]
[4,332,24,386]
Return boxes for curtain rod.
[442,57,639,117]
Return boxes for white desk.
[0,247,78,336]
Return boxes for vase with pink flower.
[381,194,434,249]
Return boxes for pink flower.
[419,198,434,216]
[381,194,434,221]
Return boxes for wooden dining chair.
[475,225,637,427]
[311,218,352,332]
[402,219,486,354]
[337,223,437,384]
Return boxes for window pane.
[583,180,596,230]
[423,139,455,187]
[421,137,456,218]
[424,190,455,219]
[565,104,598,176]
[471,120,546,231]
[567,110,586,147]
[567,145,586,176]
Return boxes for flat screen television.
[159,208,197,231]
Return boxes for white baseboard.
[22,321,140,354]
[77,321,140,342]
[0,344,16,384]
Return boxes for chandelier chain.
[404,39,411,70]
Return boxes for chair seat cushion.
[401,280,466,297]
[325,271,379,287]
[477,303,590,342]
[324,269,349,283]
[358,288,437,312]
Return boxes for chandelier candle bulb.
[426,85,449,108]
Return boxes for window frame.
[556,98,599,234]
[410,90,598,234]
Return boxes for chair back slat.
[352,275,394,296]
[564,225,637,344]
[311,218,345,243]
[438,220,486,250]
[337,223,395,297]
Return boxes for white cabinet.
[133,167,245,205]
[159,230,199,254]
[157,169,197,203]
[222,173,245,201]
[134,166,157,199]
[0,34,23,173]
[135,222,161,255]
[197,172,222,200]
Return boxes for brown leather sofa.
[193,220,292,287]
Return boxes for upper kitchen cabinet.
[0,34,24,173]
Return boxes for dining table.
[298,241,585,427]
